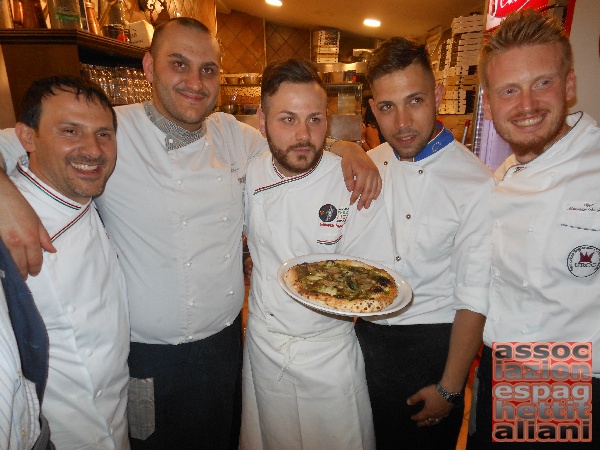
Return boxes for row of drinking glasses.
[81,64,152,105]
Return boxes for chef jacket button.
[67,305,75,313]
[110,427,114,435]
[96,390,103,398]
[495,221,502,229]
[225,321,231,326]
[168,138,174,144]
[188,301,194,306]
[269,313,274,317]
[222,216,228,221]
[176,179,182,185]
[522,280,529,288]
[396,256,401,261]
[406,214,411,220]
[493,269,500,277]
[418,169,423,174]
[383,161,388,166]
[549,172,556,177]
[217,176,222,182]
[521,329,527,334]
[85,349,93,357]
[49,254,57,262]
[187,335,193,341]
[491,317,498,323]
[205,142,209,147]
[528,227,534,233]
[259,239,265,245]
[182,220,188,226]
[185,262,192,267]
[225,253,230,259]
[227,290,234,296]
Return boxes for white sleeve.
[0,128,27,174]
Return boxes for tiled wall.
[265,22,310,64]
[216,10,311,75]
[216,10,265,74]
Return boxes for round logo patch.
[567,245,600,278]
[319,204,337,222]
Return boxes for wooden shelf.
[0,29,148,127]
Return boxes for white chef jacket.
[96,105,267,344]
[0,286,41,450]
[241,151,395,450]
[244,150,397,336]
[11,164,130,449]
[483,112,600,377]
[367,138,496,325]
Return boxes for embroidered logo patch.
[319,204,337,222]
[567,245,600,278]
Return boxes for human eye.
[378,103,393,112]
[201,65,218,76]
[97,130,115,140]
[409,97,423,106]
[172,60,187,71]
[498,87,517,98]
[534,78,552,90]
[308,116,322,124]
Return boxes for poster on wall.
[474,0,575,173]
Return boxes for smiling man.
[11,75,130,449]
[468,10,600,449]
[0,17,382,450]
[354,37,496,450]
[240,58,396,450]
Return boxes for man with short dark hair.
[9,75,129,449]
[468,10,600,448]
[240,58,396,450]
[355,37,496,450]
[0,17,381,450]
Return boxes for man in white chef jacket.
[467,10,600,448]
[5,75,130,449]
[240,58,397,450]
[354,37,496,450]
[0,18,382,450]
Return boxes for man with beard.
[467,10,600,449]
[354,37,496,450]
[239,58,396,450]
[7,75,130,449]
[0,17,380,450]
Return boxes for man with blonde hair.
[468,9,600,448]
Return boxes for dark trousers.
[467,345,600,449]
[355,319,463,450]
[128,314,243,450]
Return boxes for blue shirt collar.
[394,121,454,162]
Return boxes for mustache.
[509,108,547,120]
[176,86,210,98]
[288,142,318,151]
[392,128,419,138]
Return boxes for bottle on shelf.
[48,0,82,30]
[21,0,46,28]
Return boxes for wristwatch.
[436,382,463,405]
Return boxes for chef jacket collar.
[393,121,454,163]
[144,101,207,150]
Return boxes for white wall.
[569,0,600,122]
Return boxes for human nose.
[518,89,536,111]
[184,70,205,92]
[81,133,105,158]
[295,121,311,141]
[394,107,412,129]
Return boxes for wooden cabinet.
[0,29,146,127]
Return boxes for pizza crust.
[284,259,397,314]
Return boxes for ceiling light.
[363,19,381,27]
[266,0,282,6]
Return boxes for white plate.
[277,254,412,317]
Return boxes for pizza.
[284,259,398,313]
